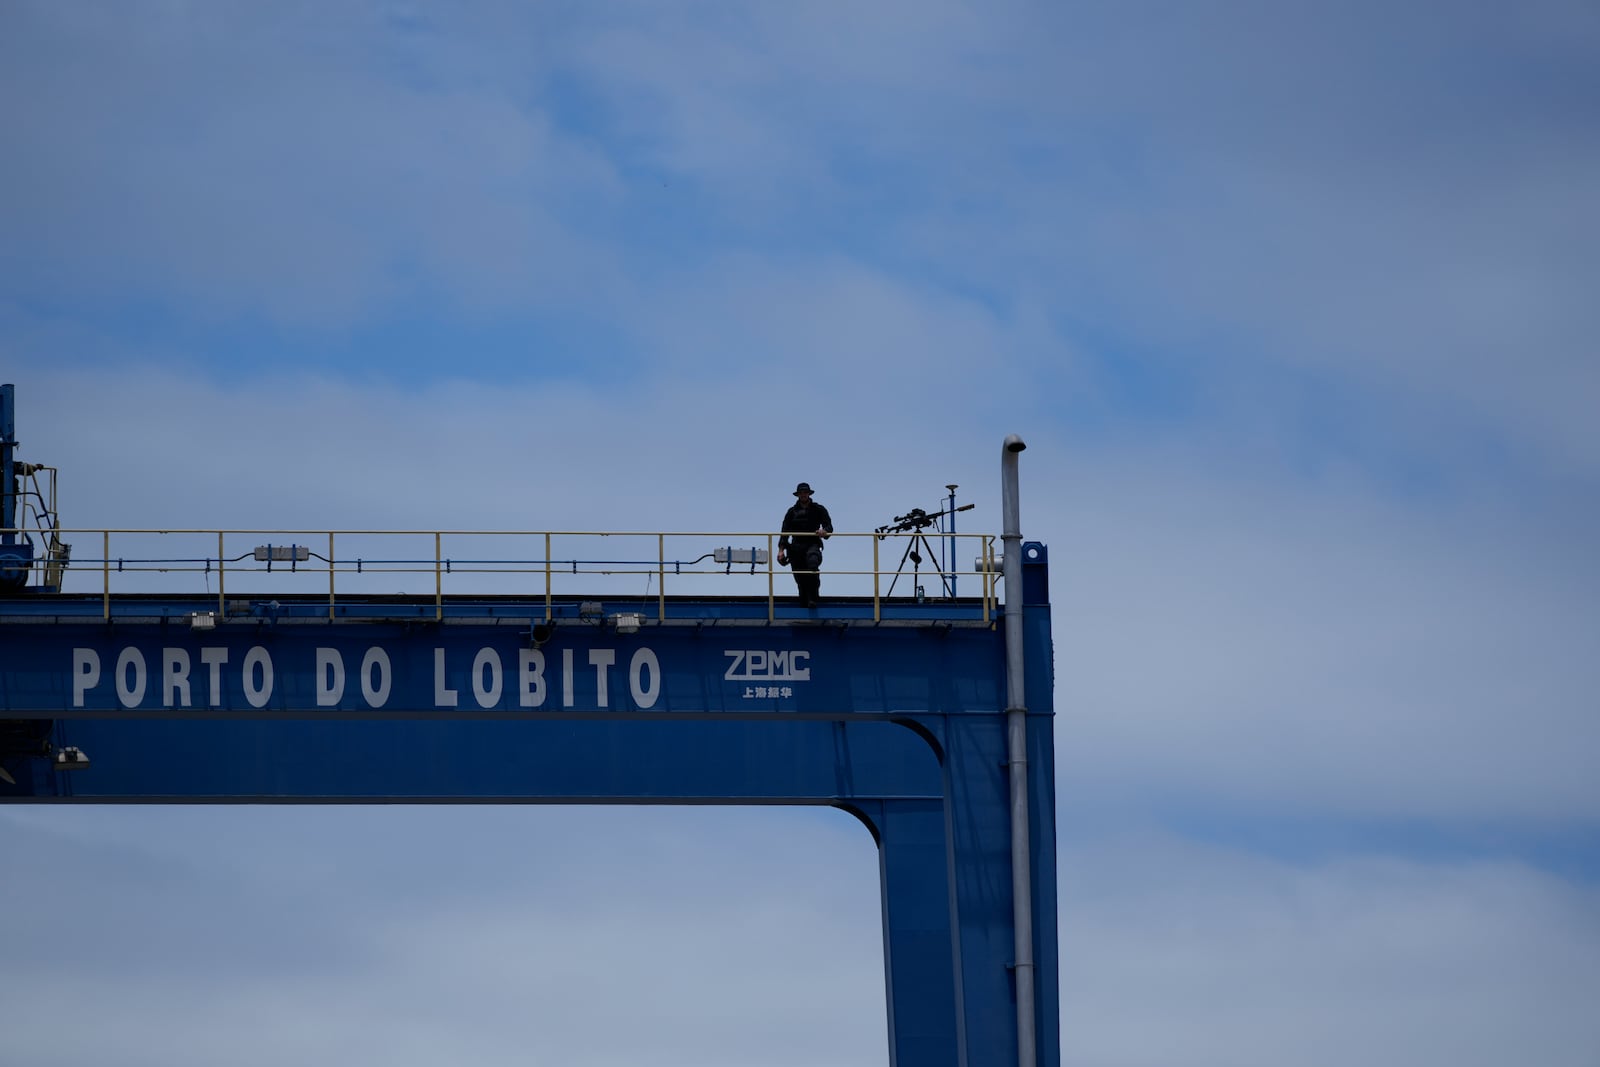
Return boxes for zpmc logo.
[723,650,810,682]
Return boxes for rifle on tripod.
[875,503,974,599]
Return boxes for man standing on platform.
[777,482,833,608]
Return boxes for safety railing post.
[873,534,881,622]
[434,531,443,621]
[328,531,336,621]
[976,536,986,622]
[102,530,109,621]
[544,532,552,622]
[217,531,225,616]
[658,533,666,621]
[986,536,997,623]
[766,533,775,622]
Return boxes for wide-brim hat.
[793,482,813,495]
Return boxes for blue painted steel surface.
[0,621,1005,716]
[0,545,1058,1067]
[1,383,24,591]
[1,382,56,592]
[1,383,15,538]
[0,591,999,624]
[0,542,31,591]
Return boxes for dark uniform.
[778,482,833,607]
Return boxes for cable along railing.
[1,528,1003,623]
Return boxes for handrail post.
[657,533,666,621]
[992,536,1000,622]
[985,536,996,623]
[102,530,110,621]
[434,531,443,621]
[873,534,881,622]
[544,532,552,622]
[966,537,979,620]
[766,533,775,622]
[328,531,336,621]
[217,531,225,616]
[979,536,988,622]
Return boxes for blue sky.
[3,1,1598,1064]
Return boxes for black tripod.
[886,528,949,599]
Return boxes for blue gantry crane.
[0,384,1058,1067]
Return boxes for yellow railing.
[2,528,1002,624]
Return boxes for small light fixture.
[253,545,310,562]
[713,547,769,565]
[54,746,90,771]
[610,612,642,635]
[189,611,218,630]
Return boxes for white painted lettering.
[519,649,546,707]
[434,648,458,707]
[73,648,100,707]
[589,648,615,707]
[163,648,193,707]
[472,647,503,708]
[242,646,273,708]
[115,647,147,708]
[316,648,345,707]
[722,649,812,682]
[361,647,391,708]
[201,647,228,706]
[630,648,660,709]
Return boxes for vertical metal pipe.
[1001,433,1035,1067]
